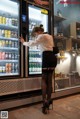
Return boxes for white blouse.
[23,34,54,52]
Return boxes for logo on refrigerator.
[22,14,26,22]
[41,9,48,15]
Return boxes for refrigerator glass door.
[28,5,48,75]
[0,0,20,77]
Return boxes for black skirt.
[42,51,57,69]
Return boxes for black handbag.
[53,47,59,54]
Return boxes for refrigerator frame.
[0,0,25,79]
[25,3,51,77]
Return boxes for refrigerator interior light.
[0,0,19,15]
[29,6,42,21]
[29,6,48,32]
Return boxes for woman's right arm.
[19,34,42,47]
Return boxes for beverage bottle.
[15,19,18,26]
[9,41,12,47]
[40,63,42,72]
[32,63,35,72]
[6,18,9,25]
[0,29,2,36]
[0,52,2,59]
[0,66,2,73]
[15,53,18,60]
[2,41,5,47]
[14,31,17,38]
[15,64,18,73]
[31,52,33,62]
[2,66,5,73]
[7,30,11,38]
[5,30,8,38]
[0,66,3,73]
[33,52,35,61]
[0,16,3,24]
[6,63,9,73]
[9,18,12,26]
[31,63,33,72]
[0,40,2,47]
[5,52,9,59]
[34,63,37,72]
[29,63,31,72]
[2,52,5,59]
[14,41,18,47]
[2,30,5,37]
[3,17,6,24]
[5,40,9,47]
[38,63,41,72]
[12,53,15,60]
[9,52,12,59]
[12,18,14,26]
[8,63,11,73]
[12,41,15,47]
[11,63,15,73]
[36,63,38,72]
[11,31,14,38]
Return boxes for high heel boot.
[42,101,49,114]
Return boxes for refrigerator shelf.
[0,60,18,62]
[29,57,42,62]
[29,49,40,52]
[0,24,18,30]
[29,72,41,74]
[0,37,18,41]
[29,61,42,63]
[0,47,18,50]
[0,73,18,76]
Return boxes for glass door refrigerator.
[0,0,21,78]
[26,4,49,76]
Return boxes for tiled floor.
[8,94,80,119]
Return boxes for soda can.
[3,17,6,24]
[5,30,8,38]
[0,16,3,24]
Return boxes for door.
[0,0,20,78]
[28,5,48,76]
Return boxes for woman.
[20,25,57,114]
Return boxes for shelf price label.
[41,9,48,15]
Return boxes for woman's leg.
[47,70,53,101]
[42,71,49,114]
[41,72,48,101]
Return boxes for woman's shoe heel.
[42,102,49,114]
[42,106,49,114]
[48,100,53,110]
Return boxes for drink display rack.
[0,12,19,76]
[28,18,42,74]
